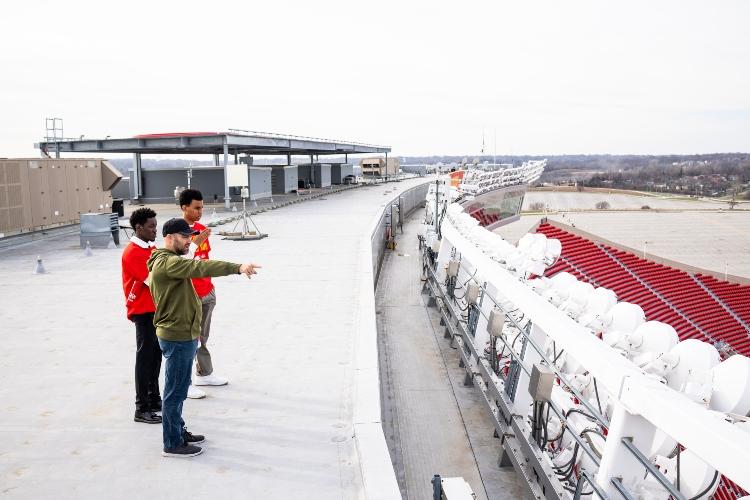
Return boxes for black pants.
[133,313,162,412]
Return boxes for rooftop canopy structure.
[35,129,391,208]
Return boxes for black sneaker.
[162,444,203,458]
[182,429,205,444]
[134,411,162,424]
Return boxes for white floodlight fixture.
[490,240,517,263]
[517,233,537,252]
[628,321,679,355]
[549,272,577,292]
[521,258,546,279]
[504,249,525,272]
[526,234,548,262]
[542,271,576,305]
[560,281,595,319]
[709,354,750,415]
[578,287,618,330]
[568,281,595,306]
[528,277,551,291]
[586,287,618,315]
[664,339,720,404]
[543,238,562,265]
[602,302,646,345]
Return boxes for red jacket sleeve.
[122,247,150,282]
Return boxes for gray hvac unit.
[330,164,354,184]
[80,212,119,248]
[298,163,331,188]
[314,164,331,188]
[248,167,272,201]
[270,165,298,194]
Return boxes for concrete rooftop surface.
[0,178,428,500]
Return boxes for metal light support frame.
[421,244,699,500]
[424,263,608,498]
[423,267,564,499]
[433,215,750,495]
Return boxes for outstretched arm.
[165,255,241,279]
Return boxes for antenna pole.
[493,128,497,165]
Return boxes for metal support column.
[286,153,291,165]
[223,141,230,210]
[309,154,314,186]
[131,152,142,201]
[385,151,389,182]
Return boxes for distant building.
[361,157,399,177]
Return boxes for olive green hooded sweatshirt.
[147,248,241,341]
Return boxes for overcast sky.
[1,0,749,157]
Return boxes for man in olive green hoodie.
[147,218,260,458]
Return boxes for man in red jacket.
[180,189,228,397]
[121,207,162,424]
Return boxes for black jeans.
[133,313,162,412]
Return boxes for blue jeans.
[158,338,198,449]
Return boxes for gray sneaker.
[162,444,203,458]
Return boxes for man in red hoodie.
[121,207,162,424]
[179,189,228,398]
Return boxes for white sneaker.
[194,374,229,386]
[187,385,207,399]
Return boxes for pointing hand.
[239,263,262,279]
